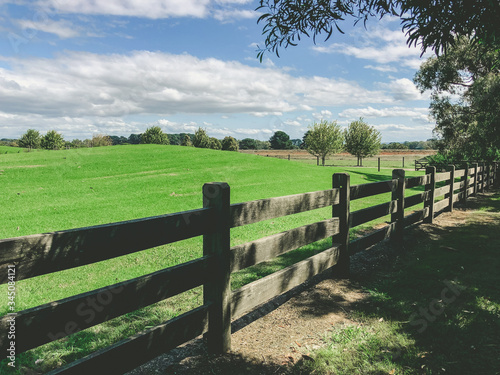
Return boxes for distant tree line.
[380,140,439,150]
[8,124,437,162]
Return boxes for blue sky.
[0,0,435,142]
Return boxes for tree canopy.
[222,136,239,151]
[305,120,344,166]
[256,0,500,60]
[344,118,381,166]
[192,128,211,148]
[140,126,170,145]
[269,130,293,149]
[41,130,65,150]
[414,37,500,161]
[18,129,41,150]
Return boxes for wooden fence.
[0,162,498,374]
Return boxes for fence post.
[448,165,455,212]
[332,173,350,278]
[378,157,381,172]
[485,163,490,191]
[203,182,231,354]
[473,163,478,196]
[494,162,499,188]
[391,169,405,244]
[424,166,436,224]
[402,157,405,169]
[462,163,469,206]
[480,162,485,193]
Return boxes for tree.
[305,120,344,166]
[41,130,65,150]
[222,136,239,151]
[239,138,258,150]
[181,134,193,146]
[414,36,500,161]
[256,0,500,60]
[91,134,113,147]
[18,129,41,151]
[344,119,381,166]
[192,128,210,148]
[140,126,169,145]
[71,139,85,148]
[269,131,293,149]
[128,134,141,144]
[208,137,222,150]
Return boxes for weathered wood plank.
[349,222,396,255]
[231,246,340,319]
[424,167,436,224]
[0,208,212,283]
[0,256,212,355]
[230,218,339,273]
[350,200,397,228]
[467,186,475,195]
[453,181,463,191]
[435,171,451,183]
[48,305,209,375]
[434,185,450,198]
[434,198,449,212]
[404,191,429,209]
[454,169,465,178]
[405,174,431,189]
[202,182,231,354]
[349,180,396,201]
[229,189,339,228]
[452,193,461,203]
[403,207,429,227]
[332,173,350,278]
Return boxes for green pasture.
[0,145,424,373]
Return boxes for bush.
[140,126,169,145]
[41,130,65,150]
[221,136,239,151]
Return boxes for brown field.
[239,149,437,169]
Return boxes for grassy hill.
[0,145,424,373]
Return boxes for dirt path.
[128,191,494,375]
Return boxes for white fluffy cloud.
[339,106,431,122]
[29,0,255,20]
[16,18,80,38]
[313,25,431,72]
[0,50,394,138]
[0,51,390,119]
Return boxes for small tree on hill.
[344,118,381,166]
[91,134,113,147]
[18,129,41,151]
[41,130,65,150]
[209,137,222,150]
[221,136,239,151]
[269,130,293,149]
[192,128,210,148]
[181,134,193,146]
[305,120,344,166]
[140,126,169,145]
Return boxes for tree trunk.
[322,156,326,166]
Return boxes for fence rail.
[1,161,498,374]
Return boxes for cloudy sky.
[0,0,435,142]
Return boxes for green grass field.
[0,145,424,373]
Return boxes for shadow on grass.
[293,191,500,374]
